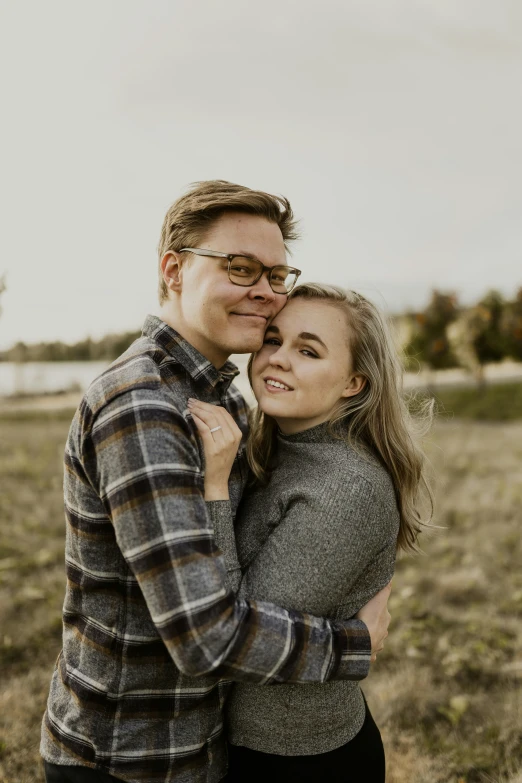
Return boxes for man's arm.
[210,473,394,662]
[208,498,392,663]
[85,388,371,683]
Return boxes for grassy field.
[0,399,521,782]
[433,381,522,422]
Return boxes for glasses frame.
[179,247,301,294]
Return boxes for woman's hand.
[187,398,243,501]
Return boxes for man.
[41,181,391,783]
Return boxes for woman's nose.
[268,348,290,370]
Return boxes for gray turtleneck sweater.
[209,421,400,756]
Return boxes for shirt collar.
[142,315,240,393]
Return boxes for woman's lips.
[263,378,293,393]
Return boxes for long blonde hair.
[246,283,434,553]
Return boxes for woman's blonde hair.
[246,283,434,553]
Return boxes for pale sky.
[0,0,521,349]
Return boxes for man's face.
[172,212,289,367]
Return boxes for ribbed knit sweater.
[212,421,400,756]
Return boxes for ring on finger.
[209,426,222,433]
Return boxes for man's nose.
[248,271,276,302]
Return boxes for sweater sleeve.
[239,470,396,616]
[206,500,242,592]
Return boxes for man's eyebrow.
[234,250,258,260]
[298,332,328,351]
[235,251,287,267]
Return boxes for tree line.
[1,288,521,376]
[403,288,522,379]
[0,330,142,363]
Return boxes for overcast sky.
[0,0,521,349]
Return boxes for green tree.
[73,338,94,361]
[470,291,508,367]
[501,288,522,362]
[448,290,510,385]
[10,341,29,363]
[405,290,460,371]
[0,329,141,362]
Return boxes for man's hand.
[356,582,392,662]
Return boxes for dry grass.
[0,412,73,783]
[364,419,522,782]
[0,411,521,782]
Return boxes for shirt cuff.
[331,618,372,681]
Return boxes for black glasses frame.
[179,247,301,294]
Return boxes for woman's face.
[251,298,365,434]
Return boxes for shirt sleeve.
[85,388,371,683]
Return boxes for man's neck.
[156,307,230,370]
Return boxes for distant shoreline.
[1,361,522,415]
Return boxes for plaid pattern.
[41,315,371,783]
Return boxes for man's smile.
[230,312,269,324]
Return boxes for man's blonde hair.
[157,180,299,304]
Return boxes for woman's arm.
[189,398,245,591]
[206,499,242,592]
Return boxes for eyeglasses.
[179,248,301,294]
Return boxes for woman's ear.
[341,374,366,399]
[161,252,183,293]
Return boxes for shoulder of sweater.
[282,461,397,537]
[292,438,392,483]
[280,438,397,509]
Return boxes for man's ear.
[161,252,183,293]
[341,374,366,399]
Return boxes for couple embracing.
[41,180,432,783]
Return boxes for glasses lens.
[270,267,298,293]
[228,257,262,285]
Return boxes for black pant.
[223,702,385,782]
[44,761,121,782]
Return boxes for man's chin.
[227,336,265,355]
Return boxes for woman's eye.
[301,349,319,358]
[263,338,280,346]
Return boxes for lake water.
[0,356,252,399]
[1,357,520,400]
[0,361,110,397]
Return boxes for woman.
[188,284,432,782]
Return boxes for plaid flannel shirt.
[41,315,371,783]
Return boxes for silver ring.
[209,426,222,433]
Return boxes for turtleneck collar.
[277,420,340,445]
